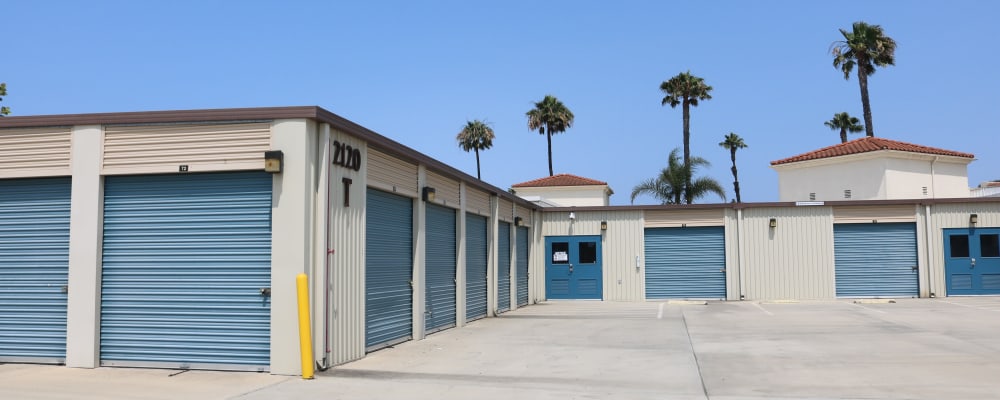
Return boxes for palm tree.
[660,71,713,203]
[526,95,574,176]
[456,119,495,180]
[824,112,864,143]
[718,133,748,203]
[0,83,9,116]
[832,21,897,137]
[631,148,726,205]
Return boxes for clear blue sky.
[4,1,997,204]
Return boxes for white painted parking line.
[938,299,1000,312]
[657,302,665,319]
[752,302,773,316]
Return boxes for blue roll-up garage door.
[834,223,918,297]
[516,226,529,307]
[497,222,512,313]
[644,227,726,300]
[100,171,272,370]
[425,204,456,333]
[0,178,71,364]
[366,188,413,350]
[465,213,488,321]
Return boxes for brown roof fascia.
[0,106,320,128]
[312,108,535,209]
[542,197,1000,213]
[0,105,536,210]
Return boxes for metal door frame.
[544,235,603,300]
[944,227,1000,295]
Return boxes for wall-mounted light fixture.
[569,212,576,220]
[600,221,608,231]
[264,150,284,173]
[421,186,436,202]
[514,216,523,227]
[970,213,979,225]
[769,218,777,228]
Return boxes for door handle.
[569,263,574,274]
[971,258,976,269]
[259,287,271,297]
[911,266,918,272]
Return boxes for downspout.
[924,203,935,298]
[930,156,939,198]
[317,124,332,368]
[736,207,745,300]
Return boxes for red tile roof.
[770,137,975,166]
[511,174,608,188]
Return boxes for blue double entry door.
[545,235,602,300]
[944,227,1000,295]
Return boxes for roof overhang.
[770,149,975,171]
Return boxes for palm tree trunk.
[857,65,875,137]
[475,148,481,179]
[840,128,848,143]
[730,148,741,203]
[682,99,692,204]
[546,128,554,176]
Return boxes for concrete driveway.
[3,298,1000,399]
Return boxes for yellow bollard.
[296,273,315,379]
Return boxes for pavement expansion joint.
[853,299,897,304]
[760,299,799,304]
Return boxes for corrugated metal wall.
[724,209,742,300]
[498,198,514,222]
[645,209,724,227]
[515,205,532,225]
[541,210,645,301]
[0,127,72,179]
[328,130,367,365]
[426,170,460,209]
[530,210,545,303]
[367,147,418,197]
[833,205,917,223]
[102,123,269,175]
[466,188,491,217]
[926,203,1000,297]
[739,207,835,300]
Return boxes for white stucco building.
[771,137,975,202]
[510,174,613,207]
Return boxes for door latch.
[259,287,271,297]
[971,258,976,269]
